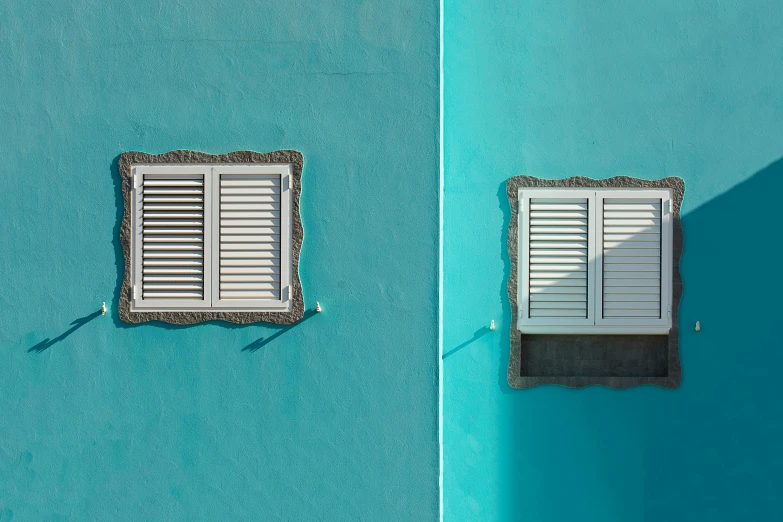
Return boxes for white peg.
[101,302,107,315]
[316,301,322,313]
[695,321,700,332]
[490,320,496,331]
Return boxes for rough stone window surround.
[506,176,685,389]
[118,150,304,325]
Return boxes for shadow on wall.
[497,158,783,521]
[242,308,318,352]
[443,326,492,359]
[28,310,102,353]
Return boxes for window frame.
[130,163,293,314]
[516,187,673,335]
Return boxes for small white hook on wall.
[490,320,496,331]
[315,301,322,313]
[695,321,701,332]
[101,302,107,316]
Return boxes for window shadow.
[28,311,103,353]
[241,309,318,352]
[442,327,492,359]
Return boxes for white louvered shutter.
[596,190,672,328]
[518,190,596,328]
[132,167,213,309]
[212,165,292,311]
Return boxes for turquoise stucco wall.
[0,1,439,520]
[443,1,783,521]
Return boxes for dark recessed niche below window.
[506,175,684,389]
[520,334,668,378]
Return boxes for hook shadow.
[241,309,318,352]
[28,311,102,353]
[442,326,492,360]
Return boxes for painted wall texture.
[443,1,783,521]
[0,1,439,520]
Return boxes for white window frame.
[130,164,293,313]
[517,187,673,335]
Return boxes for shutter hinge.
[517,198,523,213]
[664,200,670,215]
[133,285,138,301]
[133,174,139,189]
[667,304,671,319]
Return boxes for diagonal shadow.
[442,326,492,359]
[241,309,318,352]
[28,311,103,353]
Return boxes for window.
[118,150,303,325]
[132,164,292,312]
[517,188,673,334]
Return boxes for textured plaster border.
[118,150,305,325]
[506,176,685,389]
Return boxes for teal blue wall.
[0,1,439,520]
[444,1,783,521]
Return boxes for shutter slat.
[144,268,204,275]
[603,248,659,257]
[221,227,280,235]
[528,256,587,264]
[604,233,660,242]
[219,234,281,243]
[143,292,204,299]
[527,198,589,319]
[602,198,662,319]
[220,250,280,259]
[530,286,587,294]
[529,264,586,272]
[604,263,660,272]
[530,241,588,249]
[220,292,280,299]
[220,211,279,219]
[530,250,587,257]
[530,294,586,302]
[218,173,283,301]
[220,266,281,275]
[221,187,281,195]
[530,309,587,317]
[603,309,661,317]
[604,293,660,302]
[529,211,588,218]
[218,219,281,227]
[530,301,586,309]
[221,203,281,211]
[220,274,279,282]
[220,242,280,251]
[221,195,281,203]
[141,174,206,301]
[604,256,660,264]
[603,210,661,219]
[530,234,588,241]
[604,279,660,287]
[530,278,587,287]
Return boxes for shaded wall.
[0,1,439,520]
[443,1,783,520]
